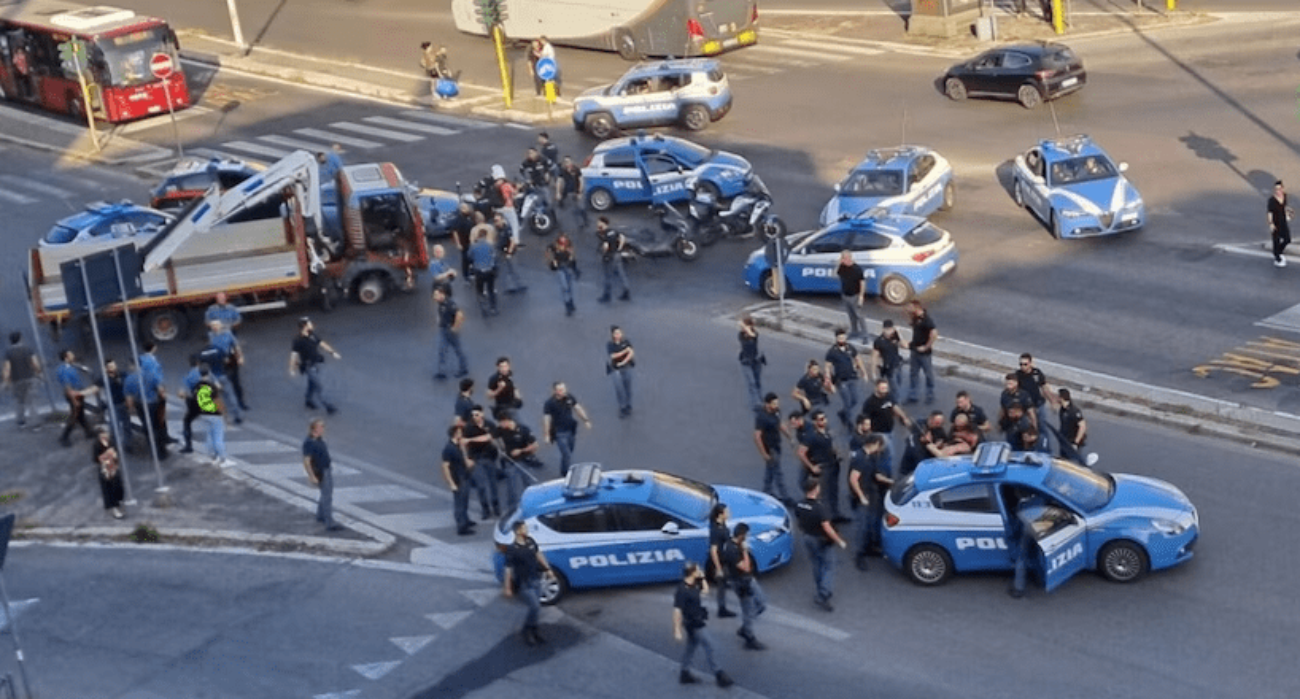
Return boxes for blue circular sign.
[535,57,558,82]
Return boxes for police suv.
[881,442,1199,593]
[572,59,732,140]
[581,133,754,212]
[494,464,793,604]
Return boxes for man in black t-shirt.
[835,251,867,339]
[289,318,340,414]
[1052,388,1088,464]
[487,356,523,411]
[906,300,937,405]
[847,434,890,570]
[542,382,591,477]
[792,360,833,413]
[463,405,502,518]
[1017,353,1051,450]
[753,393,792,504]
[795,478,847,611]
[825,329,866,428]
[706,504,735,618]
[720,523,767,650]
[860,378,911,476]
[673,562,735,687]
[797,410,846,522]
[502,521,552,645]
[871,319,903,398]
[496,409,544,470]
[1268,180,1293,267]
[440,424,475,535]
[951,390,993,435]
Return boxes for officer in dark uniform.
[860,377,911,476]
[98,359,133,454]
[439,424,475,535]
[795,478,848,611]
[495,409,545,471]
[1051,388,1088,464]
[754,393,792,505]
[706,504,736,619]
[453,377,476,426]
[487,356,523,411]
[824,329,866,428]
[673,562,735,687]
[847,432,890,570]
[502,520,553,644]
[462,405,501,519]
[791,359,833,413]
[720,523,766,650]
[1007,491,1071,599]
[797,410,847,523]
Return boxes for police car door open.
[1028,506,1089,592]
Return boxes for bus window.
[94,27,171,87]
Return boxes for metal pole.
[77,260,136,505]
[0,574,33,699]
[226,0,248,51]
[776,245,786,320]
[21,271,58,414]
[111,249,166,492]
[163,79,183,161]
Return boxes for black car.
[942,42,1086,109]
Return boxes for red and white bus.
[0,2,191,123]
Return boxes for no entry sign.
[149,52,174,79]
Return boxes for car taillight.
[885,513,899,528]
[912,249,936,263]
[687,18,705,37]
[752,3,759,22]
[1035,69,1054,81]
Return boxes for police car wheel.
[880,275,913,306]
[588,188,615,212]
[940,181,955,212]
[694,180,721,202]
[760,271,784,300]
[1012,179,1025,208]
[585,113,616,140]
[904,544,952,586]
[1098,541,1148,583]
[1017,85,1042,110]
[538,568,569,605]
[1050,212,1063,240]
[681,104,710,132]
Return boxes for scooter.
[688,175,786,245]
[516,180,557,236]
[620,202,700,262]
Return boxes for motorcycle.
[620,202,700,262]
[687,175,786,245]
[516,180,557,236]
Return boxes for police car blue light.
[1010,134,1145,239]
[881,443,1198,592]
[581,134,754,213]
[743,212,958,306]
[571,59,732,140]
[493,463,793,604]
[818,146,955,227]
[40,201,174,248]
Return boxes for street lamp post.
[226,0,247,51]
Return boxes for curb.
[15,525,390,557]
[744,300,1300,457]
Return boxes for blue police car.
[581,134,754,212]
[416,186,461,240]
[881,442,1198,592]
[572,59,732,140]
[742,212,958,305]
[494,463,793,604]
[1009,135,1146,239]
[40,201,174,248]
[819,146,955,226]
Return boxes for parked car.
[1009,134,1145,239]
[572,59,732,139]
[148,156,261,211]
[942,42,1086,109]
[581,133,754,212]
[40,201,173,247]
[819,146,955,226]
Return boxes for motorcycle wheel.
[530,210,556,235]
[759,215,787,240]
[674,236,701,261]
[699,223,721,246]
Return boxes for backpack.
[484,178,507,208]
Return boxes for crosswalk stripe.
[777,38,884,57]
[329,121,425,142]
[398,110,496,130]
[746,44,852,62]
[0,188,37,204]
[0,174,75,198]
[259,134,336,152]
[222,140,293,158]
[188,147,270,168]
[724,52,815,68]
[293,128,382,150]
[362,115,456,136]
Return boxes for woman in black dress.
[92,427,125,519]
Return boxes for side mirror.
[1084,453,1100,467]
[833,183,841,193]
[661,522,680,536]
[1117,162,1129,173]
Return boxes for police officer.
[487,356,523,411]
[453,377,476,426]
[542,381,592,477]
[906,300,938,405]
[433,285,469,380]
[606,326,635,418]
[289,317,340,414]
[1051,388,1088,463]
[1017,353,1052,450]
[56,349,97,447]
[502,520,553,645]
[847,432,890,571]
[791,359,834,414]
[206,320,244,425]
[462,405,502,518]
[124,358,169,460]
[951,390,993,435]
[673,561,735,688]
[999,373,1036,439]
[596,217,630,303]
[706,504,736,619]
[494,213,528,294]
[204,293,249,411]
[1008,491,1071,599]
[737,315,766,411]
[721,522,767,650]
[520,146,551,192]
[495,409,545,471]
[871,319,904,399]
[797,409,847,523]
[754,393,792,505]
[825,328,867,428]
[859,378,911,476]
[440,423,475,536]
[795,477,848,611]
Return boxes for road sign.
[535,57,557,82]
[150,52,175,79]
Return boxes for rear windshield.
[707,68,725,82]
[890,472,918,506]
[1042,48,1079,69]
[903,222,945,247]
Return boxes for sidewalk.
[0,104,172,166]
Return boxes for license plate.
[1061,77,1078,88]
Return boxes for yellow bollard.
[492,24,512,109]
[1167,0,1175,9]
[544,80,557,120]
[1052,0,1064,34]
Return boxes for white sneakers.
[1275,257,1287,268]
[212,456,235,468]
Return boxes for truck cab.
[320,162,429,304]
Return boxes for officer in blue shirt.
[204,291,242,331]
[124,361,166,458]
[138,342,175,451]
[98,359,133,453]
[467,229,498,316]
[824,329,866,429]
[56,349,96,447]
[440,424,475,535]
[206,320,245,422]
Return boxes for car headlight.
[1150,518,1186,536]
[1060,208,1089,219]
[754,527,784,544]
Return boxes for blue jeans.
[219,375,241,421]
[471,456,499,515]
[304,363,332,409]
[908,352,934,402]
[820,458,844,519]
[841,295,865,337]
[1034,402,1052,451]
[682,627,720,674]
[880,364,902,403]
[836,378,863,426]
[518,576,541,628]
[735,578,766,639]
[201,413,225,460]
[855,496,883,558]
[762,451,790,502]
[555,267,575,307]
[803,535,836,601]
[610,367,633,414]
[316,466,335,525]
[740,361,763,409]
[499,254,525,291]
[553,429,576,477]
[452,480,471,531]
[495,458,521,513]
[600,257,630,299]
[436,327,468,377]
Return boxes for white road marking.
[351,661,401,680]
[778,38,885,56]
[188,147,270,167]
[222,140,293,158]
[223,439,291,455]
[746,43,853,62]
[0,174,74,198]
[390,635,436,655]
[460,588,500,607]
[398,110,497,129]
[329,121,425,142]
[426,610,473,630]
[259,134,336,152]
[0,598,39,631]
[294,128,382,150]
[1257,302,1300,333]
[333,484,429,504]
[362,115,457,136]
[0,188,37,204]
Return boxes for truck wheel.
[587,188,615,212]
[355,274,387,305]
[614,28,638,61]
[141,308,188,343]
[585,113,616,140]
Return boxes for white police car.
[743,212,958,305]
[581,134,754,212]
[494,463,793,604]
[40,201,174,248]
[1010,135,1146,239]
[882,443,1198,592]
[572,59,732,140]
[819,146,955,226]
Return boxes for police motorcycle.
[686,174,786,246]
[515,180,557,236]
[620,202,701,262]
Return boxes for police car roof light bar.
[563,463,603,498]
[972,442,1011,474]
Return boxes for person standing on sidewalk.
[606,326,636,418]
[721,523,767,651]
[194,364,231,468]
[825,329,867,429]
[1268,180,1293,267]
[205,292,249,411]
[3,331,41,430]
[737,314,766,411]
[302,418,342,531]
[906,300,938,405]
[754,393,792,505]
[503,520,553,646]
[542,381,591,477]
[835,251,867,340]
[98,359,133,454]
[123,359,169,460]
[440,423,475,536]
[92,426,126,520]
[289,317,340,415]
[795,477,848,612]
[673,562,736,688]
[596,217,631,303]
[527,37,559,96]
[56,349,97,447]
[546,232,579,316]
[433,285,469,380]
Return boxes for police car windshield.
[647,473,714,522]
[1049,156,1117,186]
[1040,459,1112,512]
[666,140,712,167]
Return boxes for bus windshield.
[93,27,172,87]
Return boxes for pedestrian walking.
[825,328,867,428]
[737,314,766,410]
[56,349,97,447]
[546,232,579,315]
[542,381,591,477]
[487,356,523,412]
[673,562,736,688]
[204,292,248,410]
[503,520,553,645]
[178,354,202,454]
[440,423,476,536]
[596,217,631,302]
[606,326,635,418]
[289,317,340,414]
[463,405,505,517]
[468,227,499,316]
[205,320,244,424]
[871,319,903,398]
[1050,388,1088,463]
[835,251,867,339]
[860,378,911,475]
[537,132,560,172]
[555,156,588,230]
[494,214,528,294]
[1268,180,1293,267]
[795,478,848,611]
[92,426,126,520]
[431,285,470,381]
[488,164,521,244]
[3,331,41,429]
[721,523,767,650]
[706,504,737,619]
[847,433,889,571]
[194,364,231,468]
[302,418,342,531]
[797,409,848,522]
[449,202,477,280]
[754,393,792,504]
[906,300,938,404]
[791,359,834,413]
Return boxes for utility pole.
[226,0,248,52]
[474,0,512,108]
